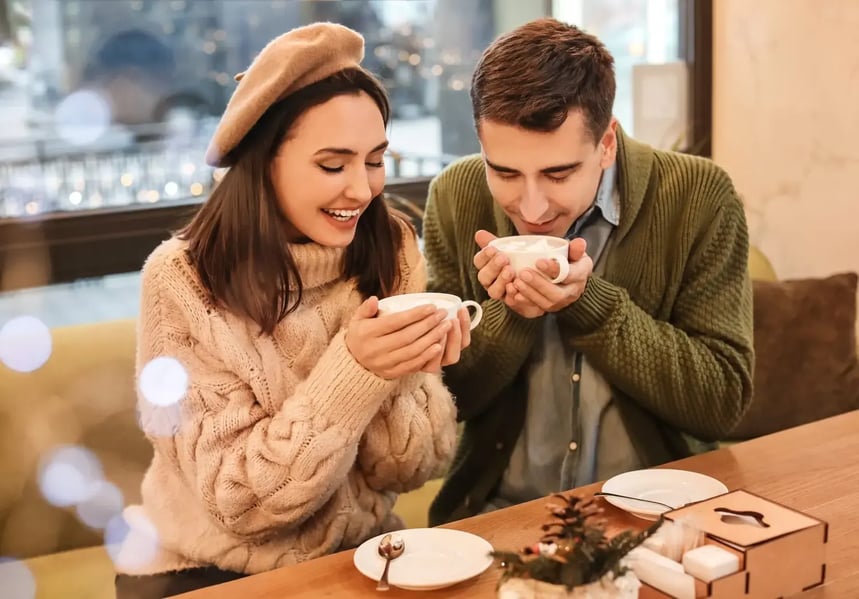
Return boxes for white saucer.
[353,528,494,591]
[601,468,729,520]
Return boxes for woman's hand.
[422,306,472,373]
[346,297,452,379]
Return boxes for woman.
[114,23,463,598]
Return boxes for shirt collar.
[594,162,620,226]
[567,162,620,238]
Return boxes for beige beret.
[204,22,365,167]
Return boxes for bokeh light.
[53,90,112,146]
[76,481,125,529]
[0,316,53,373]
[0,558,36,599]
[105,509,159,570]
[137,401,185,438]
[38,445,104,507]
[139,356,188,407]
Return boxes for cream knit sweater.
[115,225,457,575]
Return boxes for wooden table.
[175,411,859,598]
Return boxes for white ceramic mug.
[488,235,570,284]
[377,292,483,330]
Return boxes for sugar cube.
[682,544,740,582]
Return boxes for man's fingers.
[535,258,563,281]
[474,229,498,249]
[477,254,511,295]
[514,274,559,311]
[568,237,588,262]
[566,255,594,286]
[485,264,513,300]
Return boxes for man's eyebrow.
[485,159,518,173]
[485,159,582,174]
[314,141,389,156]
[541,162,582,174]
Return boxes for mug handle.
[549,257,570,284]
[461,300,483,330]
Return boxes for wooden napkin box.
[639,489,827,598]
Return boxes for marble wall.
[712,0,859,283]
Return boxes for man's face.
[478,110,617,238]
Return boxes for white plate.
[353,528,494,591]
[601,468,729,520]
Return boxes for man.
[424,18,753,525]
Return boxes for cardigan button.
[568,441,579,452]
[495,442,504,450]
[571,373,581,383]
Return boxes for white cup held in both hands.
[377,293,483,330]
[488,235,570,284]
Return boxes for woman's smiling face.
[270,91,388,247]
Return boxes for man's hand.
[473,230,593,318]
[509,238,593,313]
[473,230,515,300]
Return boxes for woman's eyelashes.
[318,160,385,174]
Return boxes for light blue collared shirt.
[568,162,620,240]
[492,163,636,509]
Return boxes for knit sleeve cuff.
[486,297,539,334]
[556,275,623,333]
[302,330,398,434]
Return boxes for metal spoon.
[376,533,405,591]
[593,491,678,510]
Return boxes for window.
[0,0,710,288]
[1,0,546,219]
[553,0,687,150]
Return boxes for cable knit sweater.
[116,223,457,576]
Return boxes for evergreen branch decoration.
[491,494,663,590]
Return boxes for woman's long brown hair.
[180,68,404,335]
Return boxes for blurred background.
[0,0,689,327]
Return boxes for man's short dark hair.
[471,18,616,142]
